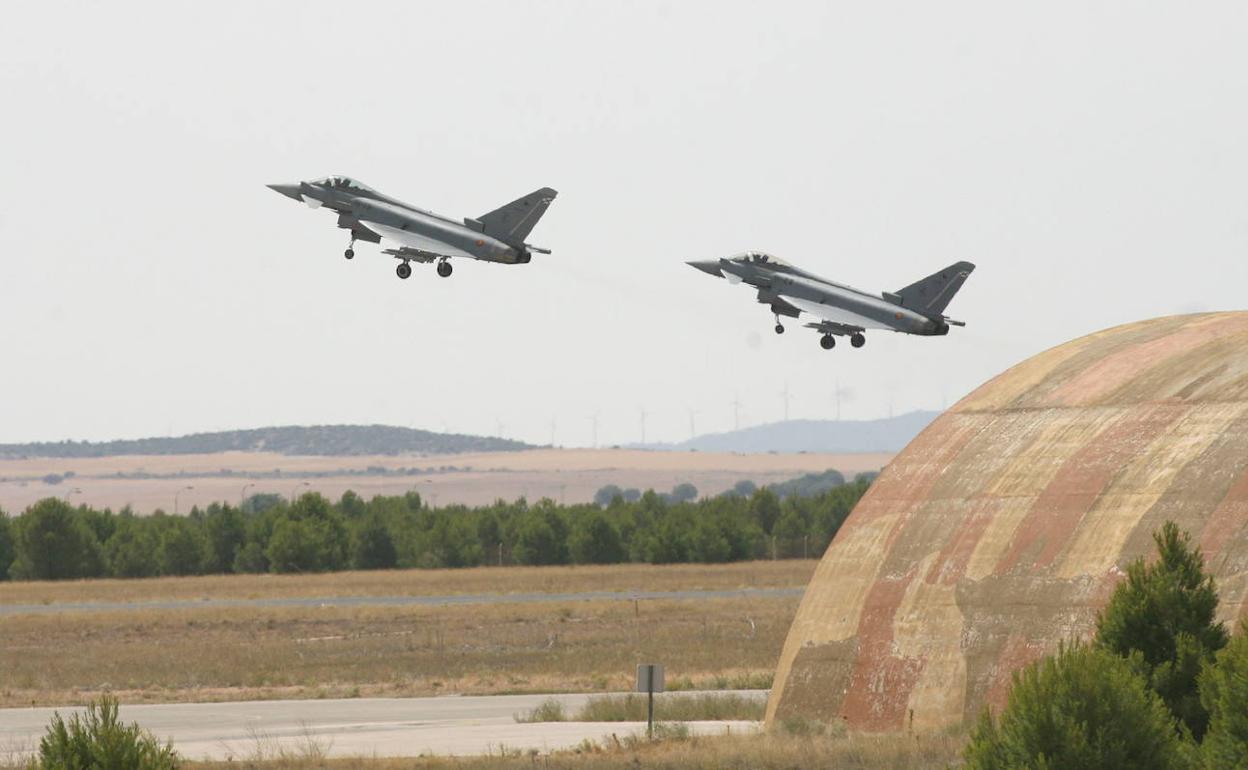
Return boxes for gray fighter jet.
[267,176,557,279]
[687,252,974,350]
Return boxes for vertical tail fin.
[476,187,557,247]
[888,261,975,316]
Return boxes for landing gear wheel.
[436,260,453,278]
[396,262,412,280]
[344,248,355,260]
[774,323,785,335]
[820,335,836,350]
[850,333,866,348]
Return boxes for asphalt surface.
[0,587,804,616]
[0,692,765,760]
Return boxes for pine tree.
[1200,627,1248,768]
[1095,521,1228,739]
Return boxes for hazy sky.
[2,2,1246,448]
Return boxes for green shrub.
[32,695,178,770]
[963,642,1186,770]
[515,698,567,723]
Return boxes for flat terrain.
[0,694,963,769]
[0,561,812,708]
[0,560,814,606]
[0,448,891,514]
[0,693,764,762]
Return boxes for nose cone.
[266,183,303,201]
[687,260,723,277]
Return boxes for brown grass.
[517,692,767,722]
[0,448,891,514]
[0,590,798,708]
[176,732,963,770]
[0,560,815,606]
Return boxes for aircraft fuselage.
[291,179,525,264]
[718,258,949,336]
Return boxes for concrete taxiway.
[0,692,764,761]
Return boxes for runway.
[0,692,764,761]
[0,587,804,616]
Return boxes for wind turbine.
[638,407,649,445]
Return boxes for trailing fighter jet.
[267,176,557,279]
[687,252,974,350]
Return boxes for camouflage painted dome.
[767,312,1248,733]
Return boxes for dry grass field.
[0,560,814,606]
[0,562,813,708]
[0,448,891,514]
[176,732,964,770]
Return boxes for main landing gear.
[396,261,412,280]
[436,259,453,278]
[816,332,865,350]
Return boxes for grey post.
[635,663,665,739]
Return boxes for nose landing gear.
[773,315,785,334]
[344,237,355,260]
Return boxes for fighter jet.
[687,252,974,350]
[267,176,557,279]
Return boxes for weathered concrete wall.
[767,312,1248,732]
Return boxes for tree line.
[0,424,528,460]
[0,475,871,581]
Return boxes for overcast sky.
[1,2,1246,448]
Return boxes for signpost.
[635,663,665,739]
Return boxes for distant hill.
[645,411,939,454]
[0,425,531,459]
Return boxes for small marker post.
[635,663,664,739]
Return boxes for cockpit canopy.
[730,251,791,268]
[311,176,375,193]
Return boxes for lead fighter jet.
[687,252,974,350]
[267,176,557,279]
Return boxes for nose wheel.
[436,259,453,278]
[820,335,836,350]
[396,261,412,280]
[344,237,355,260]
[773,315,784,334]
